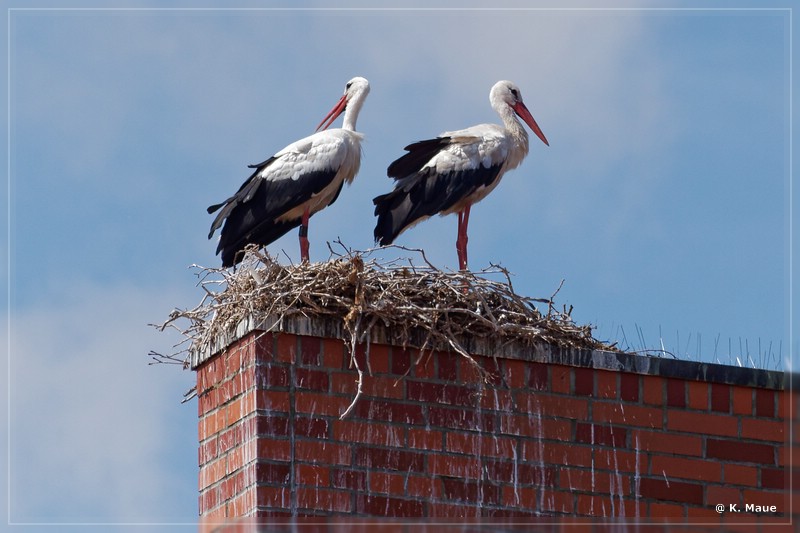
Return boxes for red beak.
[512,101,549,146]
[316,94,348,132]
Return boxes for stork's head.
[491,80,549,146]
[316,76,371,132]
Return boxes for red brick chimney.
[193,315,793,526]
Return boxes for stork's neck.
[342,91,367,131]
[498,104,530,170]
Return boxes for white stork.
[208,76,370,267]
[373,80,548,270]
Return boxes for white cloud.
[6,281,197,524]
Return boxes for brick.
[441,477,502,506]
[217,424,242,456]
[362,374,405,400]
[255,461,291,484]
[480,507,540,518]
[295,464,329,487]
[199,487,219,514]
[197,386,219,417]
[574,367,594,396]
[199,436,218,465]
[498,413,571,440]
[575,494,616,516]
[480,389,514,411]
[436,352,459,381]
[575,423,627,447]
[428,406,496,432]
[253,331,274,359]
[551,366,571,394]
[755,389,775,418]
[255,485,290,508]
[295,416,329,439]
[639,477,703,505]
[594,449,639,473]
[256,437,292,462]
[406,475,436,499]
[514,463,557,487]
[295,441,351,465]
[667,410,738,437]
[650,455,722,483]
[354,398,425,424]
[760,467,785,489]
[647,502,685,518]
[723,464,758,486]
[706,439,775,465]
[733,386,754,415]
[334,419,404,447]
[390,348,413,376]
[596,370,618,399]
[298,335,321,366]
[632,429,702,456]
[407,381,480,407]
[559,467,630,495]
[354,494,425,517]
[369,471,406,495]
[297,488,350,513]
[294,392,349,417]
[226,443,251,475]
[352,344,389,375]
[255,364,289,389]
[365,343,390,374]
[429,454,480,480]
[593,402,662,429]
[274,333,296,364]
[354,446,426,473]
[523,441,593,467]
[516,392,589,420]
[776,390,791,419]
[294,368,329,392]
[199,456,226,490]
[741,489,786,511]
[331,468,366,491]
[503,359,528,389]
[620,373,639,402]
[741,418,784,442]
[330,372,358,396]
[687,381,708,411]
[322,338,345,369]
[225,393,255,426]
[428,502,472,517]
[528,362,549,390]
[548,491,580,515]
[256,390,291,413]
[642,375,664,406]
[252,414,289,437]
[666,379,686,408]
[446,432,515,459]
[711,383,731,413]
[407,427,443,451]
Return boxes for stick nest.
[152,243,618,375]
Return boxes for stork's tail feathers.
[373,190,411,246]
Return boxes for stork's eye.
[346,82,353,90]
[510,88,519,99]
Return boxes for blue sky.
[2,1,796,529]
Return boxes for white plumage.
[373,80,549,270]
[208,77,370,267]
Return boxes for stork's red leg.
[299,207,311,263]
[456,205,471,271]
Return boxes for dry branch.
[151,243,618,414]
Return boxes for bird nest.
[152,243,617,412]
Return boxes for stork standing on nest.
[373,80,549,271]
[208,77,370,267]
